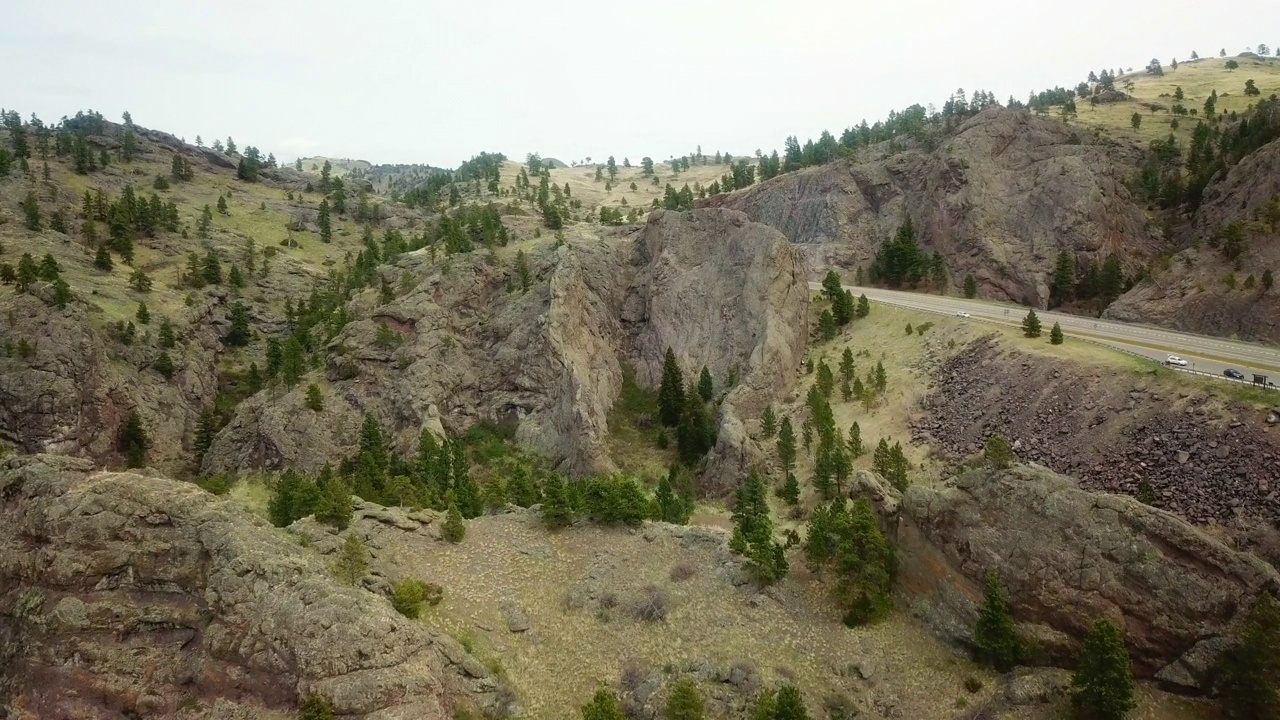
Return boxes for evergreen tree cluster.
[867,220,946,289]
[870,438,909,490]
[656,349,718,465]
[803,497,896,626]
[1132,99,1280,210]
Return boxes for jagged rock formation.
[913,337,1280,526]
[708,108,1161,306]
[1107,137,1280,341]
[852,465,1280,691]
[0,454,493,719]
[205,209,807,492]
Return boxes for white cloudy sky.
[1,0,1274,167]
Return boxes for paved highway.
[817,284,1280,388]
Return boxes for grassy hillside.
[1072,55,1280,144]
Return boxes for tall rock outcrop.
[710,108,1161,306]
[1107,136,1280,341]
[853,465,1279,691]
[205,210,808,491]
[0,454,490,719]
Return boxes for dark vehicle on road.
[1224,368,1245,380]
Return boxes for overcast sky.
[2,0,1275,168]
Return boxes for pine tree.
[318,199,332,242]
[541,474,574,529]
[698,366,714,402]
[21,192,41,231]
[655,468,691,524]
[984,434,1015,469]
[334,534,368,585]
[658,348,685,427]
[37,253,61,281]
[818,309,837,340]
[516,249,531,293]
[202,250,222,285]
[316,471,353,530]
[128,269,152,292]
[760,405,777,438]
[856,294,870,318]
[1022,309,1042,338]
[963,274,977,298]
[848,422,864,458]
[443,502,466,542]
[223,301,250,346]
[135,302,150,324]
[664,679,706,720]
[1071,618,1136,720]
[1050,322,1064,345]
[974,572,1024,671]
[1217,594,1280,720]
[839,348,855,384]
[773,685,811,720]
[116,410,149,469]
[777,417,797,476]
[677,383,715,466]
[781,472,800,505]
[194,408,216,460]
[305,383,324,411]
[217,194,229,214]
[148,350,173,379]
[873,361,887,394]
[158,319,176,349]
[581,687,626,720]
[16,253,37,292]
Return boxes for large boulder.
[853,465,1279,690]
[0,455,490,718]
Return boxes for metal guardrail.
[860,296,1280,392]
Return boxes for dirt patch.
[914,336,1280,525]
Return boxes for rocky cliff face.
[853,466,1279,691]
[0,292,223,472]
[710,108,1161,306]
[0,454,492,719]
[1106,137,1280,340]
[205,209,808,491]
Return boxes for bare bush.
[631,585,669,622]
[669,562,697,582]
[561,588,587,612]
[620,660,648,693]
[598,591,619,610]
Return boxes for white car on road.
[955,311,971,318]
[1166,355,1188,367]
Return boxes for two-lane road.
[816,284,1280,385]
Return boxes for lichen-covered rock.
[853,465,1279,690]
[0,455,487,718]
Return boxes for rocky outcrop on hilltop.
[912,337,1280,526]
[205,209,808,492]
[709,108,1161,305]
[1107,137,1280,341]
[0,454,494,719]
[853,466,1280,690]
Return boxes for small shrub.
[669,562,697,582]
[598,591,619,610]
[562,588,588,612]
[963,676,984,693]
[298,694,335,720]
[392,578,428,619]
[631,585,669,622]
